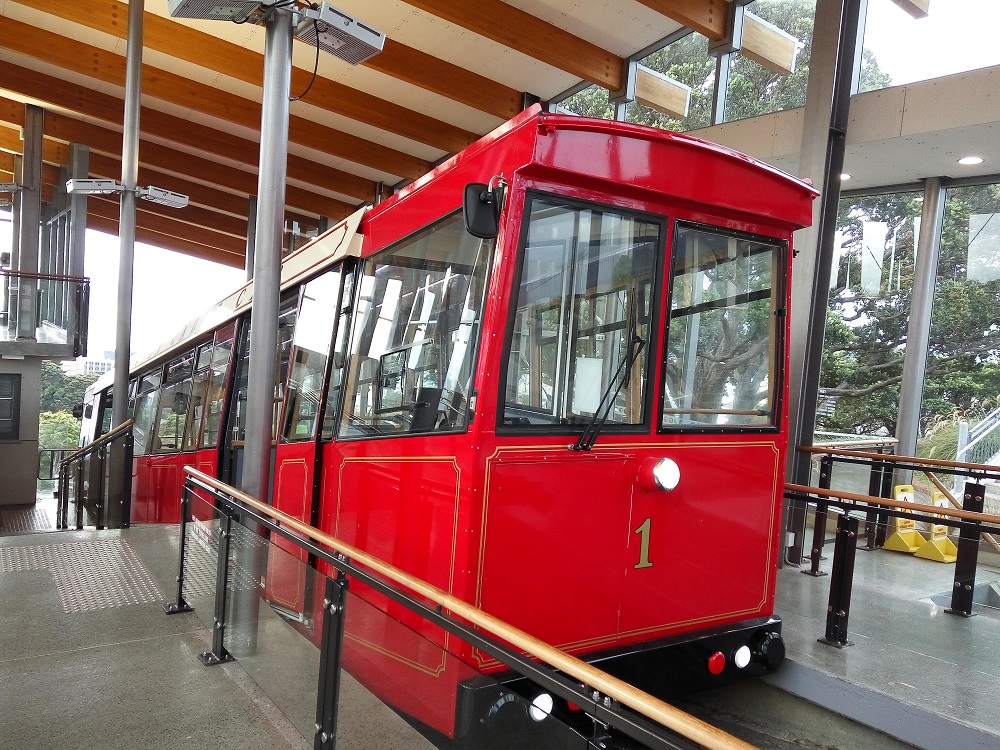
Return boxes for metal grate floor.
[0,507,55,535]
[0,538,163,613]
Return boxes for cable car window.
[229,295,298,445]
[182,340,214,451]
[501,197,658,430]
[321,263,356,441]
[662,224,783,429]
[132,371,162,456]
[282,270,340,442]
[200,324,236,449]
[152,349,197,453]
[340,212,493,438]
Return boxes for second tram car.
[81,106,816,741]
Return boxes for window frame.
[658,219,788,435]
[338,210,495,441]
[0,373,20,440]
[496,190,666,437]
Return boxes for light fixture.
[296,3,385,64]
[138,186,189,209]
[0,182,21,193]
[66,178,124,195]
[167,0,260,20]
[840,173,852,181]
[958,156,984,166]
[66,179,189,209]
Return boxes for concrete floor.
[0,525,434,750]
[5,504,1000,749]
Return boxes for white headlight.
[529,693,554,722]
[734,645,752,669]
[652,458,680,492]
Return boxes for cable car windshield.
[501,196,659,430]
[662,224,783,428]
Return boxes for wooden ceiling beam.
[0,121,70,166]
[39,109,355,220]
[11,0,521,121]
[8,0,477,155]
[87,152,318,231]
[0,60,376,203]
[88,194,246,256]
[0,19,429,183]
[632,0,726,41]
[88,211,243,267]
[400,0,624,89]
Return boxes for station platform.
[3,504,1000,749]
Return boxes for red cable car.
[82,105,816,742]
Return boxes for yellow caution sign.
[883,485,927,553]
[914,491,958,563]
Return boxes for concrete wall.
[0,356,41,506]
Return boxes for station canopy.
[0,0,748,267]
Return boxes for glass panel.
[181,491,221,634]
[859,0,1000,94]
[503,198,658,429]
[201,324,236,449]
[818,191,922,436]
[725,0,814,121]
[625,33,714,132]
[153,380,192,452]
[917,183,1000,497]
[223,521,319,740]
[341,213,493,438]
[133,390,159,457]
[322,264,356,441]
[556,84,613,119]
[282,271,340,442]
[663,225,781,428]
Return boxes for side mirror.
[72,403,85,419]
[463,182,504,240]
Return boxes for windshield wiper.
[573,289,645,451]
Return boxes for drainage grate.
[0,539,163,613]
[0,507,54,535]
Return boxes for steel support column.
[894,177,946,485]
[108,0,144,529]
[68,144,89,353]
[16,104,43,341]
[245,195,257,283]
[243,7,293,503]
[784,0,866,563]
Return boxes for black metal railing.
[0,269,90,355]
[56,419,134,530]
[166,466,756,750]
[787,448,1000,647]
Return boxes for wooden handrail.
[785,482,1000,527]
[183,466,758,750]
[924,472,1000,556]
[60,418,135,467]
[798,445,1000,475]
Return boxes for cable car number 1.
[634,517,653,569]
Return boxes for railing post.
[163,484,194,615]
[95,445,107,531]
[74,458,85,530]
[199,508,235,666]
[863,457,890,550]
[946,481,986,618]
[819,512,859,648]
[57,462,68,529]
[121,431,133,528]
[315,570,349,750]
[805,454,834,576]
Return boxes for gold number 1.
[634,517,653,569]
